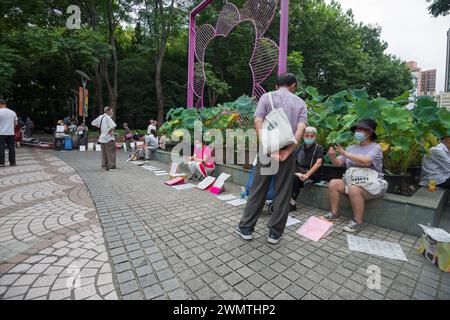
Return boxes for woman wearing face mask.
[290,127,324,212]
[325,119,388,232]
[188,139,215,181]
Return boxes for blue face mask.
[304,138,315,145]
[354,132,367,142]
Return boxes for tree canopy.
[427,0,450,17]
[0,0,413,130]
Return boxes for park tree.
[426,0,450,17]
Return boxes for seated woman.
[419,135,450,190]
[290,127,324,212]
[188,139,215,181]
[325,119,388,233]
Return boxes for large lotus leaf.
[438,107,450,128]
[332,90,349,99]
[305,86,319,98]
[353,99,374,119]
[381,106,411,129]
[392,136,412,151]
[324,116,339,130]
[329,96,347,113]
[349,89,369,101]
[326,131,352,146]
[341,114,359,130]
[416,96,438,109]
[166,107,184,121]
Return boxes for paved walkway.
[0,148,449,300]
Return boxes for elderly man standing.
[235,73,308,244]
[0,99,18,167]
[420,135,450,190]
[91,106,117,170]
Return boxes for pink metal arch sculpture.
[187,0,290,108]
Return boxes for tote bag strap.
[268,92,276,112]
[309,144,319,169]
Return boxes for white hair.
[305,126,317,135]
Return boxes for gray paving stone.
[119,280,140,295]
[143,284,164,299]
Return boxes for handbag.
[343,167,386,195]
[260,92,297,154]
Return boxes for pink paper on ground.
[296,216,333,242]
[165,177,185,186]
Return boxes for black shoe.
[10,164,16,167]
[234,225,253,240]
[109,166,117,169]
[289,203,297,212]
[0,164,4,167]
[188,174,198,181]
[267,231,281,244]
[304,179,314,187]
[101,167,109,171]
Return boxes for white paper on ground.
[132,161,147,166]
[79,146,86,152]
[213,173,231,188]
[347,235,408,261]
[87,143,94,150]
[196,176,216,190]
[95,144,101,151]
[227,198,247,206]
[217,194,238,201]
[153,170,167,174]
[286,216,302,227]
[418,224,450,242]
[155,172,168,176]
[172,184,195,190]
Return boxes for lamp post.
[75,70,91,123]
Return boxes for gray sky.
[326,0,450,93]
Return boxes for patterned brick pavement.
[0,149,118,300]
[58,149,449,300]
[1,148,449,300]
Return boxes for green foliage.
[303,87,450,175]
[427,0,450,17]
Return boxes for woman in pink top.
[188,139,215,181]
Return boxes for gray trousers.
[239,153,295,237]
[101,140,116,169]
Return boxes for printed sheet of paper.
[418,224,450,242]
[196,176,216,190]
[286,216,302,227]
[172,184,195,190]
[217,194,238,201]
[213,173,231,188]
[296,216,333,242]
[227,198,247,206]
[347,235,408,261]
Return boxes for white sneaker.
[343,220,362,233]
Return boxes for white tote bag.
[260,92,297,154]
[343,167,387,196]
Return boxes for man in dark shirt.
[290,126,324,212]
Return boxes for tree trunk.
[155,57,164,125]
[105,0,118,121]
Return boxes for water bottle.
[240,186,246,199]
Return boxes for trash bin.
[64,136,72,150]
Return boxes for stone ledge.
[154,150,448,236]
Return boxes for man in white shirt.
[147,119,156,135]
[91,106,117,170]
[0,99,18,167]
[420,136,450,190]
